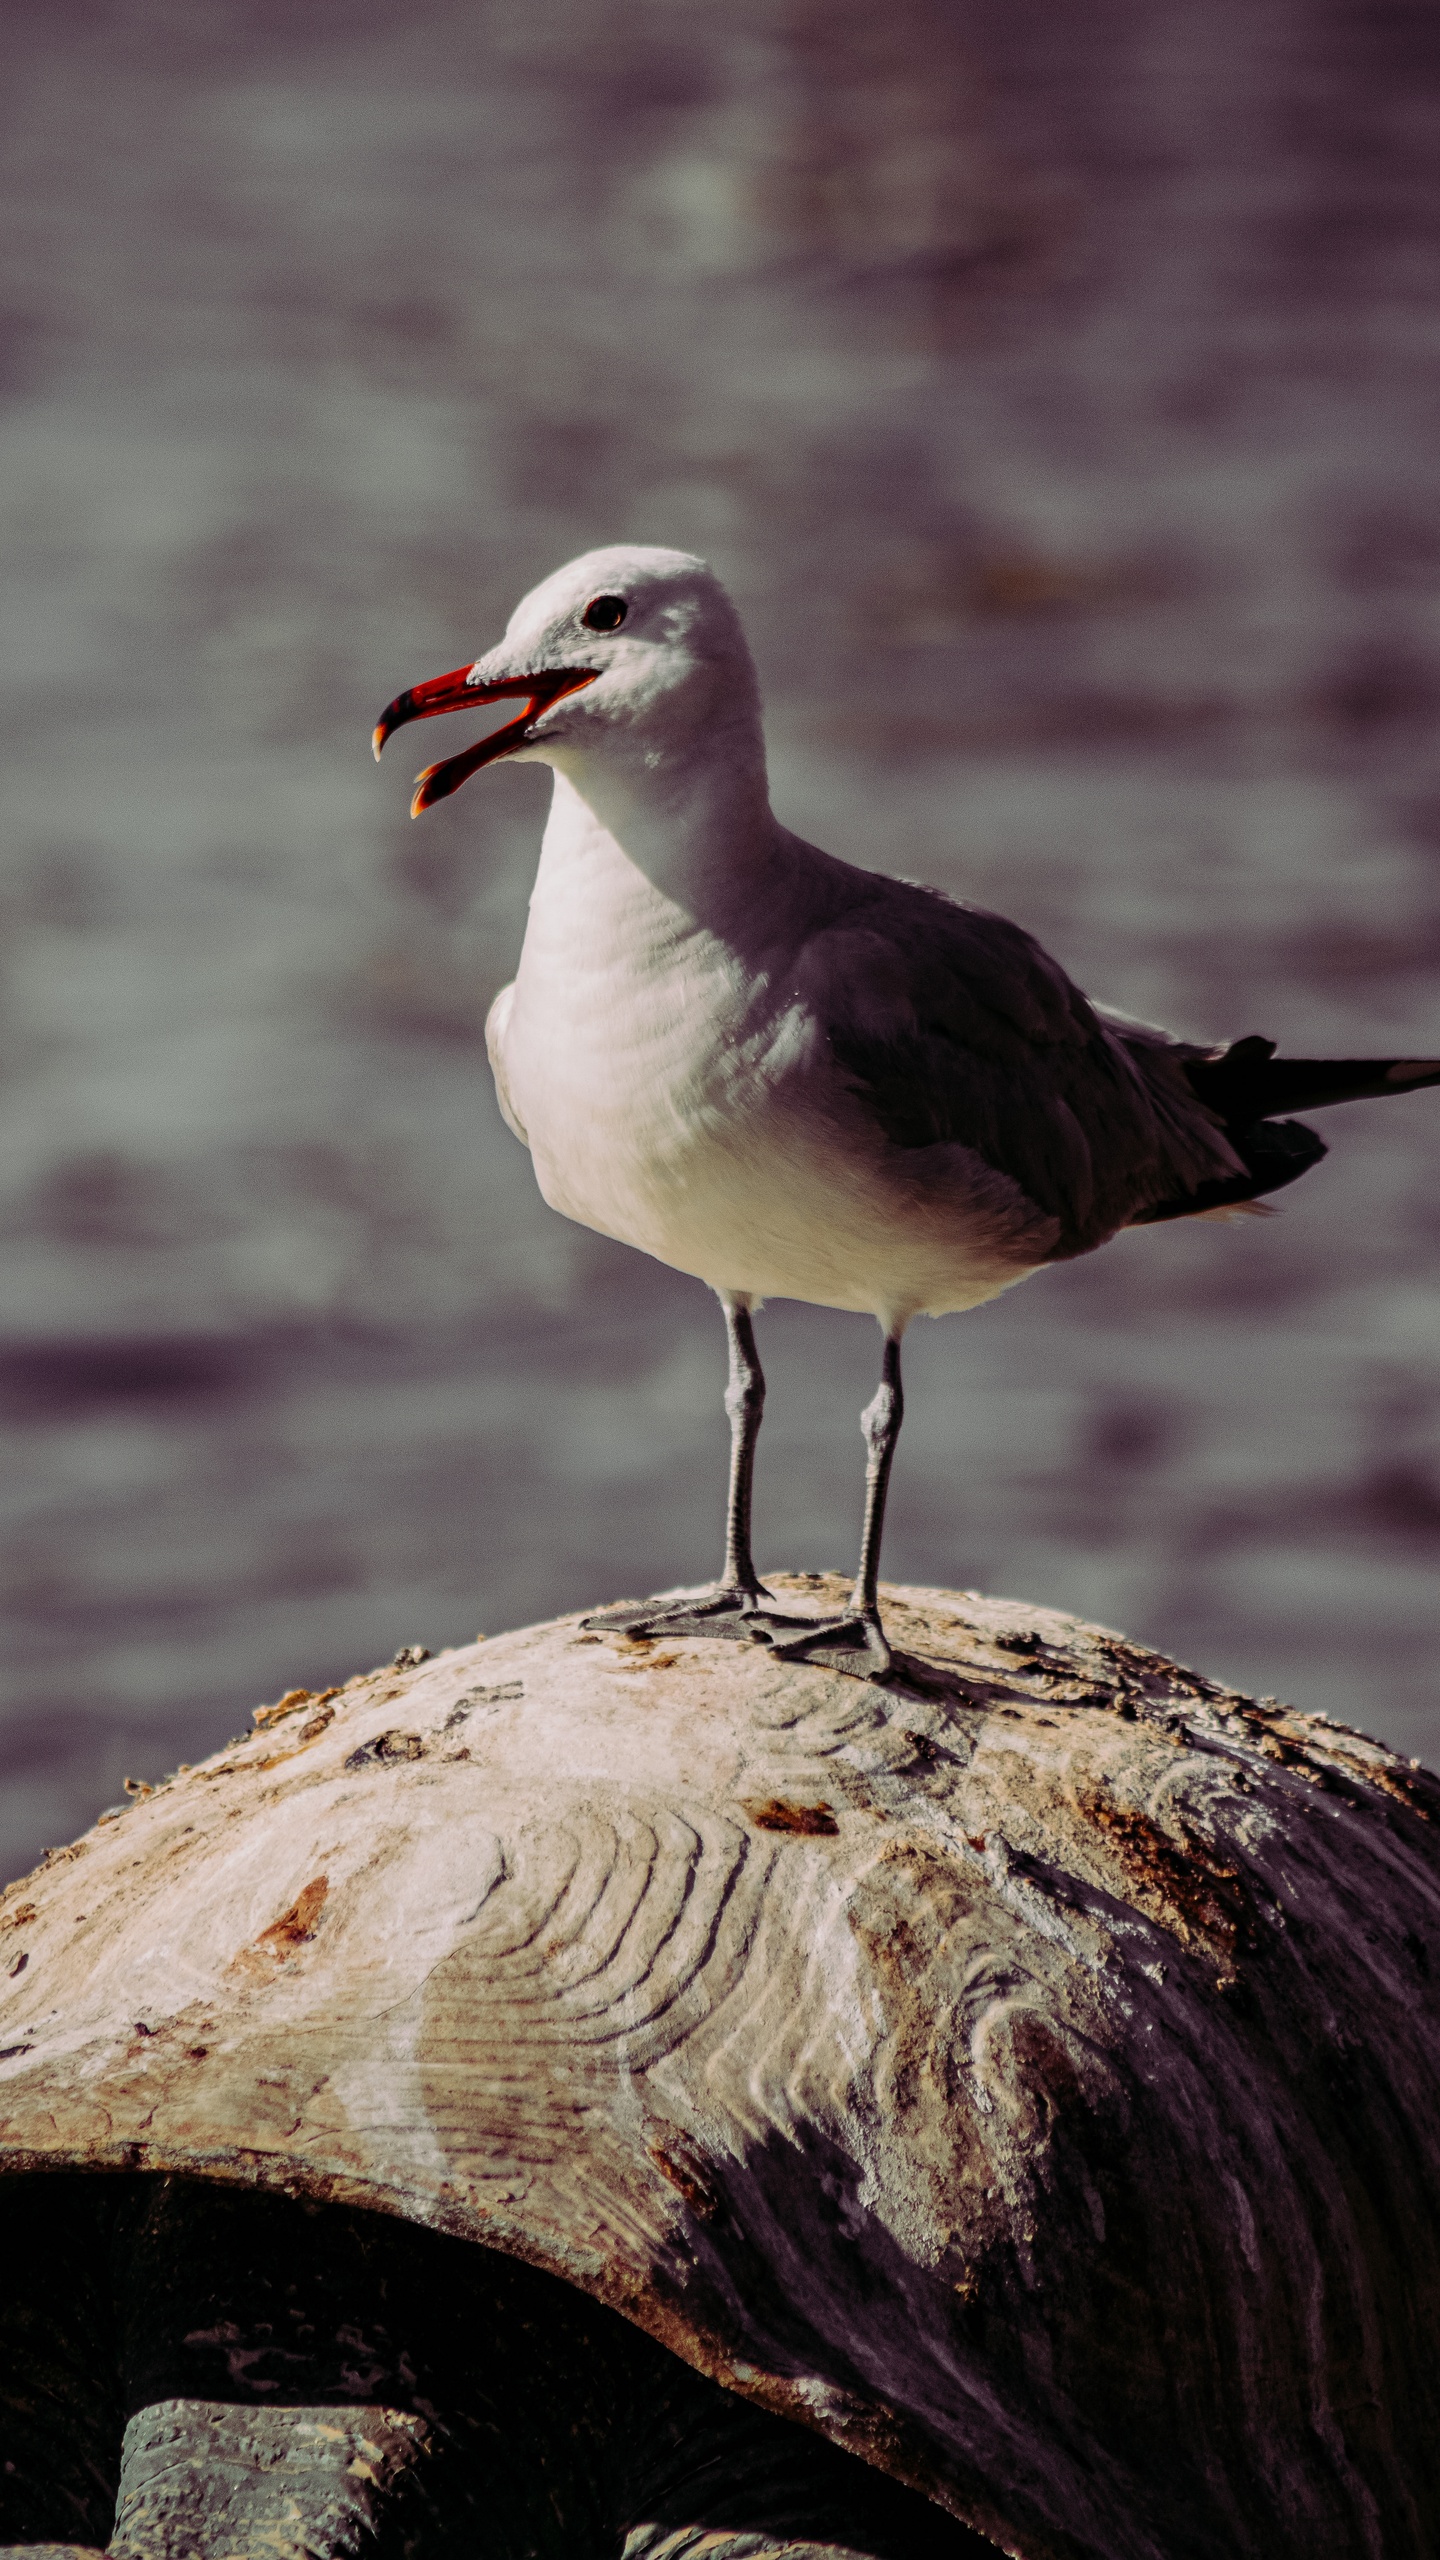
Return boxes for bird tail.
[1183,1034,1440,1122]
[1131,1034,1440,1227]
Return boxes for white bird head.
[374,544,764,818]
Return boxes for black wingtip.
[1186,1041,1440,1123]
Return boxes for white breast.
[488,787,1040,1324]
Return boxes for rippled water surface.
[3,0,1440,1875]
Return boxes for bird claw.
[580,1592,895,1681]
[761,1612,894,1680]
[580,1586,809,1643]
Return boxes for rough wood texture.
[2,1577,1438,2560]
[1,2171,987,2560]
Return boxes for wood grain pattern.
[2,1578,1438,2560]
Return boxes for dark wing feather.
[1128,1115,1327,1224]
[801,885,1238,1257]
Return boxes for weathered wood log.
[2,1576,1438,2560]
[0,2167,978,2557]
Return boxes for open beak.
[372,663,601,816]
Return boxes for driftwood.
[1,1575,1438,2560]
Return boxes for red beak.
[372,662,600,816]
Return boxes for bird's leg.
[766,1335,904,1679]
[583,1298,828,1644]
[853,1335,905,1626]
[584,1316,907,1676]
[717,1295,769,1602]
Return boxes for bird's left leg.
[765,1333,904,1679]
[583,1296,820,1643]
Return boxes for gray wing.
[797,883,1241,1257]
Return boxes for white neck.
[529,712,778,926]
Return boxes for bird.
[375,544,1440,1678]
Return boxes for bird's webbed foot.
[580,1584,821,1645]
[761,1609,894,1680]
[580,1591,895,1680]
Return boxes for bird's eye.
[582,594,628,632]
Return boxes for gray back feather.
[797,880,1239,1256]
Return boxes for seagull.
[376,544,1440,1677]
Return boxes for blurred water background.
[3,0,1440,1876]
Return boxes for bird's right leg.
[583,1297,820,1643]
